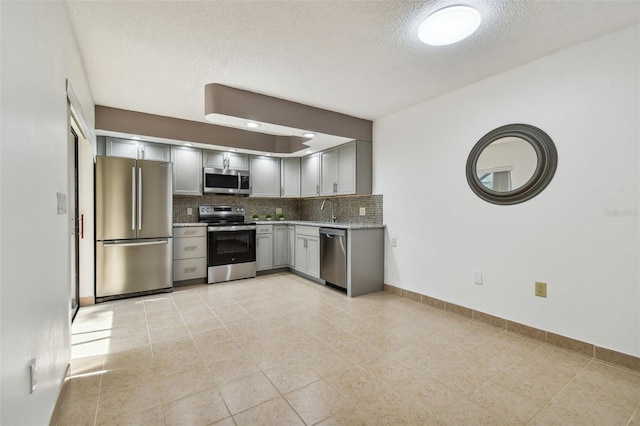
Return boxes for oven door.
[207,226,256,266]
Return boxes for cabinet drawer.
[256,225,273,234]
[173,236,206,259]
[174,227,206,238]
[173,258,206,281]
[295,225,319,237]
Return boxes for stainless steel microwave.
[203,167,250,195]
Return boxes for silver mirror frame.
[466,123,557,205]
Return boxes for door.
[137,160,172,239]
[69,127,80,319]
[172,146,202,195]
[320,149,337,195]
[281,157,301,198]
[250,156,280,198]
[301,153,320,197]
[256,233,273,271]
[273,226,287,267]
[96,156,137,241]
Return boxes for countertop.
[255,220,385,229]
[173,221,385,229]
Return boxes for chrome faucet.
[321,198,337,223]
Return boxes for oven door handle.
[208,225,257,232]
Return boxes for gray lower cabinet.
[173,227,206,282]
[256,225,273,271]
[273,225,288,267]
[294,226,319,278]
[287,225,295,267]
[172,146,202,195]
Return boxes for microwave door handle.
[131,166,136,231]
[138,167,143,231]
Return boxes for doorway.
[69,105,94,322]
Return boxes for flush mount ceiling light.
[418,5,481,46]
[246,121,261,128]
[303,132,316,138]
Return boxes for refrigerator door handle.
[131,166,136,231]
[138,167,143,231]
[102,239,169,247]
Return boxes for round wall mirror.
[466,124,557,205]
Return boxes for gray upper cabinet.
[301,153,320,197]
[101,137,170,161]
[250,155,281,198]
[281,157,301,198]
[320,140,372,196]
[203,150,249,171]
[172,146,202,195]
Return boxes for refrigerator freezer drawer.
[96,238,173,298]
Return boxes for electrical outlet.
[535,281,547,298]
[391,238,397,247]
[276,208,283,215]
[359,207,366,216]
[187,207,193,216]
[56,192,67,215]
[29,359,37,394]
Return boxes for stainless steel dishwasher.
[319,227,347,290]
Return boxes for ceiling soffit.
[204,84,372,142]
[95,106,314,154]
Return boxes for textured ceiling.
[67,0,639,125]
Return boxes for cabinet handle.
[304,239,308,248]
[131,167,136,231]
[333,182,337,193]
[281,187,284,196]
[316,185,320,195]
[184,246,197,251]
[185,230,196,235]
[184,267,196,273]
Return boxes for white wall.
[374,25,640,357]
[1,1,94,424]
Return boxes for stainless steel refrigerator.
[95,156,173,301]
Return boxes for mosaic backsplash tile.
[173,193,383,225]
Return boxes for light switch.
[56,193,67,215]
[474,271,483,285]
[359,207,366,216]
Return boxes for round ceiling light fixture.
[246,121,261,128]
[303,132,316,138]
[418,5,481,46]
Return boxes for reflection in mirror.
[475,137,537,193]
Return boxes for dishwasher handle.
[319,227,346,237]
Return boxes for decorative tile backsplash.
[173,194,383,224]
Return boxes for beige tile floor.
[57,272,640,425]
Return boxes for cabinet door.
[300,153,320,197]
[306,235,320,278]
[281,157,300,198]
[256,233,273,271]
[203,150,226,168]
[250,156,281,198]
[105,137,139,159]
[320,148,338,195]
[139,142,171,162]
[273,226,288,267]
[172,146,202,195]
[336,142,356,195]
[227,153,249,171]
[287,226,295,267]
[295,235,308,273]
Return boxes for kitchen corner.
[173,194,385,298]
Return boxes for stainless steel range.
[199,205,256,284]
